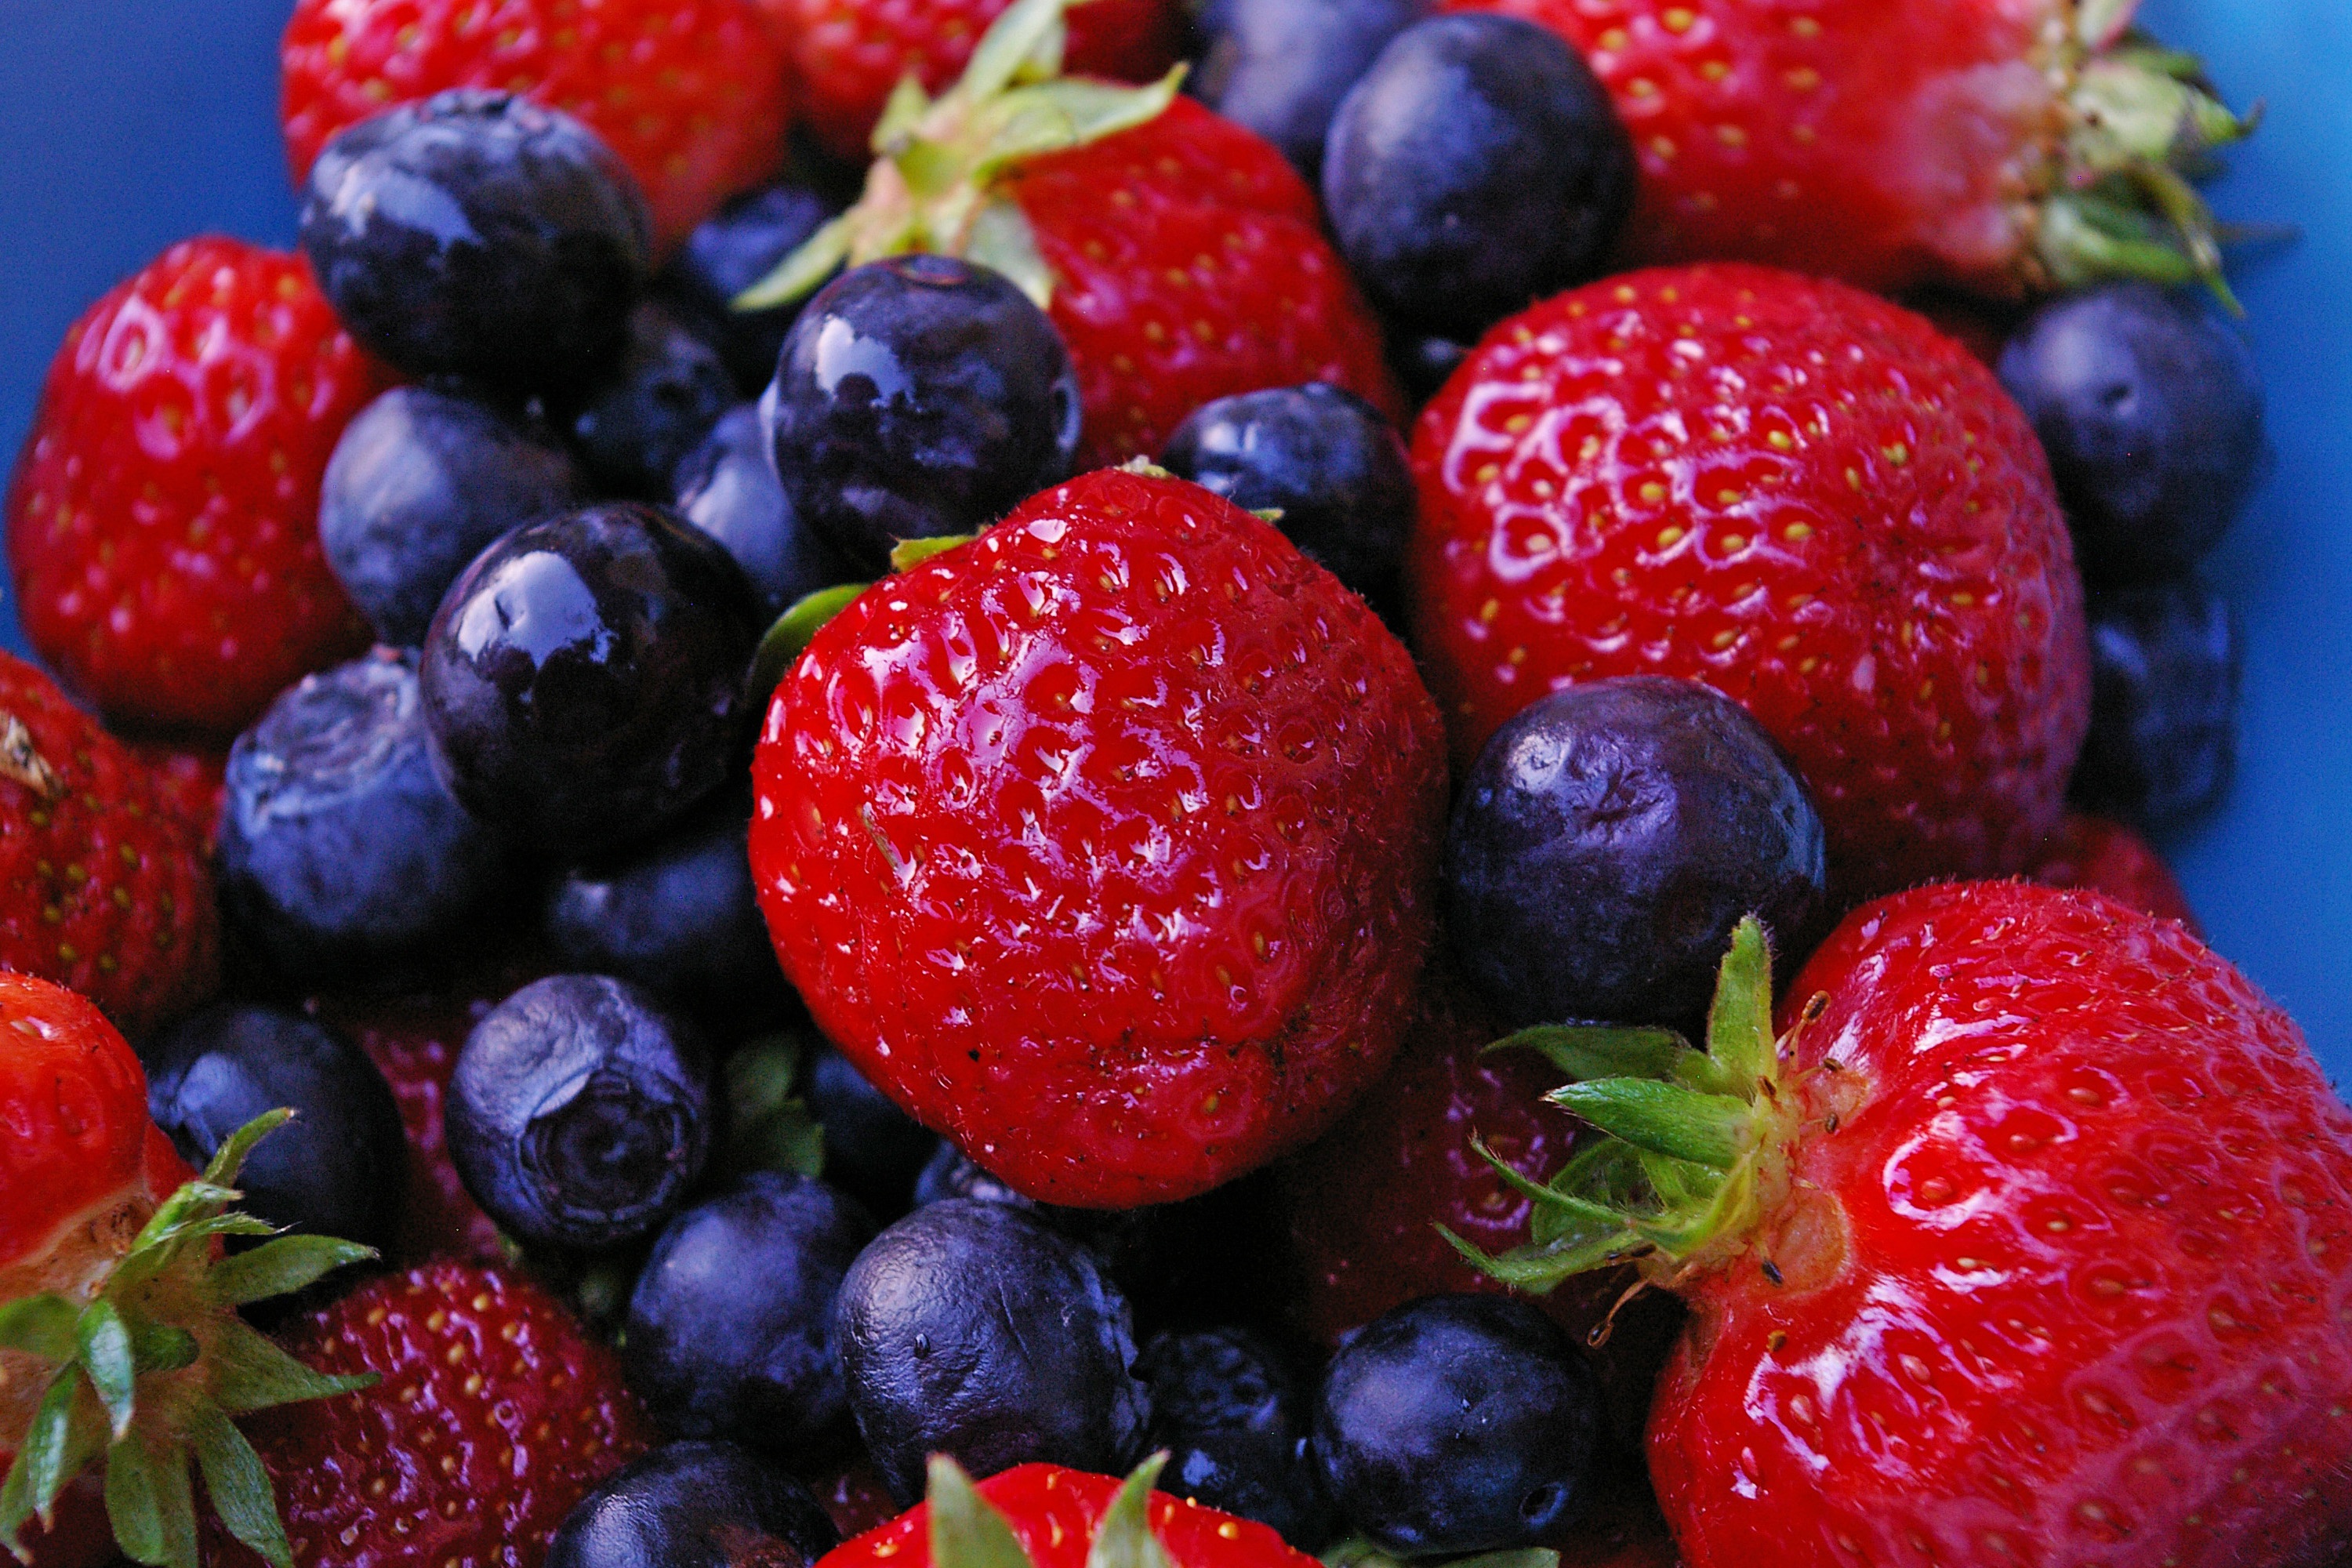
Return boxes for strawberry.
[782,0,1188,165]
[1442,0,2256,299]
[280,0,792,252]
[1461,888,2352,1568]
[214,1260,654,1568]
[750,466,1448,1207]
[744,0,1399,470]
[0,652,220,1040]
[125,741,228,856]
[2028,809,2199,930]
[5,238,383,739]
[1410,263,2090,902]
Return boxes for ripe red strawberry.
[127,739,228,854]
[281,0,792,252]
[746,0,1398,469]
[0,652,219,1039]
[216,1261,654,1568]
[1465,888,2352,1568]
[1411,263,2090,901]
[1442,0,2253,299]
[5,238,383,739]
[751,466,1448,1207]
[782,0,1188,165]
[2028,810,2198,931]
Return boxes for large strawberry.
[5,238,383,739]
[0,652,219,1040]
[751,466,1449,1208]
[744,0,1398,469]
[1443,0,2255,299]
[1411,263,2089,901]
[1462,887,2352,1568]
[281,0,791,252]
[2028,809,2198,929]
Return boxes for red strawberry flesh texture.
[818,1463,1322,1568]
[752,468,1448,1207]
[281,0,792,253]
[2027,810,2200,931]
[1411,263,2089,902]
[1443,0,2067,295]
[5,238,383,739]
[1651,882,2352,1568]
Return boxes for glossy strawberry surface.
[1411,263,2089,901]
[753,467,1447,1207]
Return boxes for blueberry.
[561,300,737,496]
[1323,15,1634,343]
[1160,383,1414,612]
[806,1049,938,1218]
[447,975,713,1252]
[220,649,511,989]
[1138,1328,1331,1546]
[1998,283,2267,585]
[321,387,588,648]
[625,1174,875,1458]
[1392,332,1469,408]
[910,1144,1167,1297]
[1312,1295,1600,1555]
[419,501,761,857]
[141,1004,405,1256]
[542,789,791,1022]
[673,405,861,619]
[548,1440,840,1568]
[300,89,652,393]
[834,1198,1149,1504]
[2072,579,2241,830]
[1445,676,1828,1029]
[1191,0,1427,179]
[657,180,845,396]
[763,255,1082,571]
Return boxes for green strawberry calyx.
[735,0,1185,313]
[927,1452,1173,1568]
[0,1110,377,1568]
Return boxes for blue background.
[1,1,2344,1079]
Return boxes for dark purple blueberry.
[547,1440,840,1568]
[1392,332,1469,408]
[1138,1328,1332,1546]
[561,299,736,495]
[2072,579,2241,830]
[447,975,713,1252]
[419,501,760,857]
[910,1144,1166,1296]
[321,387,588,647]
[1312,1295,1599,1555]
[1445,676,1828,1029]
[806,1048,938,1218]
[1323,15,1634,342]
[300,89,652,393]
[141,1004,405,1257]
[1160,383,1413,612]
[762,255,1081,571]
[673,405,861,619]
[834,1198,1149,1504]
[624,1174,875,1457]
[220,649,512,989]
[657,180,844,395]
[1191,0,1426,178]
[1998,283,2267,585]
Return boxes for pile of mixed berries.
[2,1,2343,1566]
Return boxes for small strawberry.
[281,0,792,252]
[126,741,228,855]
[0,652,219,1040]
[1443,0,2256,299]
[782,0,1188,165]
[5,238,383,739]
[1461,890,2352,1568]
[751,466,1449,1207]
[1411,263,2090,901]
[215,1260,654,1568]
[745,0,1399,469]
[2028,809,2198,930]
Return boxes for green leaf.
[964,201,1055,307]
[206,1235,378,1308]
[0,1294,79,1362]
[199,1109,295,1189]
[1084,1453,1174,1568]
[103,1435,198,1568]
[872,73,936,152]
[889,532,982,572]
[1468,1135,1641,1235]
[77,1298,138,1439]
[1548,1080,1753,1171]
[9,1367,106,1530]
[735,213,857,311]
[1484,1023,1733,1096]
[974,70,1187,179]
[955,0,1070,104]
[752,583,868,696]
[205,1317,377,1416]
[1704,916,1776,1093]
[725,1032,809,1122]
[926,1456,1035,1568]
[126,1321,199,1376]
[187,1401,292,1568]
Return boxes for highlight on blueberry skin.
[672,403,860,620]
[1138,1326,1333,1547]
[656,179,845,396]
[446,973,714,1253]
[558,299,738,497]
[546,1439,842,1568]
[1190,0,1428,180]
